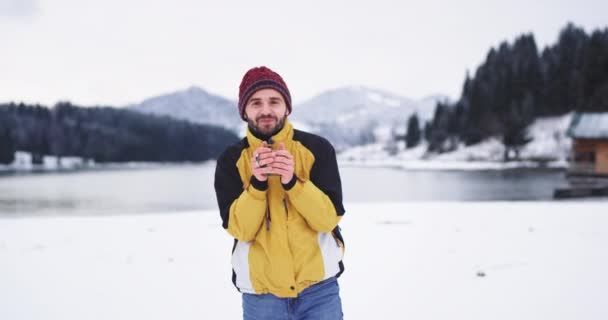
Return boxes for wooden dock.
[553,175,608,199]
[554,185,608,199]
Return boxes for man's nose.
[259,103,273,113]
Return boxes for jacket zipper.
[265,193,271,231]
[267,198,289,231]
[265,205,271,231]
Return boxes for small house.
[566,112,608,177]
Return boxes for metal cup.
[262,138,280,176]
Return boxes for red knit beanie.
[238,66,292,121]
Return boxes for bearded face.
[244,88,289,136]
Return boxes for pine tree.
[540,23,588,115]
[0,127,16,164]
[428,103,455,153]
[406,113,421,148]
[583,28,608,111]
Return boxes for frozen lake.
[0,163,591,217]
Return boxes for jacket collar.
[246,119,294,150]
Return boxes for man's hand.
[272,142,295,184]
[251,141,275,182]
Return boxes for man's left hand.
[272,142,295,184]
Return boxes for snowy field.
[1,202,607,320]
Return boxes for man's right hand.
[251,141,275,182]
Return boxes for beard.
[247,113,287,137]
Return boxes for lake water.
[0,163,583,217]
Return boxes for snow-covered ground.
[339,114,573,170]
[1,202,607,320]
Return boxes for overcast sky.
[1,0,607,107]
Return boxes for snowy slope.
[292,86,449,150]
[126,86,241,133]
[339,113,574,169]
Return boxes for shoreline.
[0,160,216,176]
[1,158,566,177]
[339,159,567,171]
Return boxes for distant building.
[566,112,608,176]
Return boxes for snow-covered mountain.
[293,86,445,124]
[126,86,241,132]
[291,86,449,150]
[126,85,450,151]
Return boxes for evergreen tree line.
[404,23,608,158]
[0,102,239,165]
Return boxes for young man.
[214,66,346,319]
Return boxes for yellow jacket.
[214,120,345,298]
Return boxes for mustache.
[256,115,278,122]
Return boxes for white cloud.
[0,0,39,17]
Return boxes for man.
[214,66,346,319]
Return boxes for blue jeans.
[242,277,343,320]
